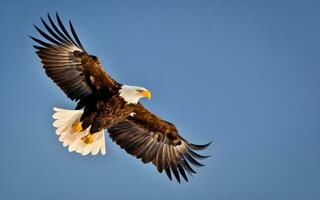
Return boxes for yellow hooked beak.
[141,89,152,100]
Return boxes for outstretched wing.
[108,103,211,183]
[30,13,117,103]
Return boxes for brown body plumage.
[85,95,135,133]
[31,13,210,183]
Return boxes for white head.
[119,85,152,104]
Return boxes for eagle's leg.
[73,120,94,144]
[53,107,106,155]
[72,121,83,133]
[82,134,94,144]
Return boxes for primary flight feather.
[30,13,210,183]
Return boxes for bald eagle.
[30,13,211,183]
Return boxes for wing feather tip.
[187,148,211,159]
[189,140,213,151]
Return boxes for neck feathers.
[119,85,141,104]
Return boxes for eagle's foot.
[72,121,83,133]
[82,134,94,144]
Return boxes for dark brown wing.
[30,13,117,102]
[108,103,211,183]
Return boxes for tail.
[52,107,106,156]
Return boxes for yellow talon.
[72,121,83,133]
[82,134,94,144]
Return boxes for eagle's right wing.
[30,13,117,103]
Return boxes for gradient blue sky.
[0,0,319,199]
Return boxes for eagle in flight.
[30,13,211,183]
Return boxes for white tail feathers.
[52,107,106,156]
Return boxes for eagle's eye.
[137,89,144,93]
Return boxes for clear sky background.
[0,0,319,199]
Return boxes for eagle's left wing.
[108,103,211,183]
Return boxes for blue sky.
[0,0,319,199]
